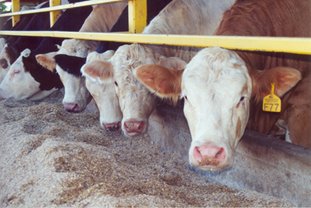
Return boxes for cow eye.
[239,96,245,102]
[0,59,8,69]
[114,81,118,87]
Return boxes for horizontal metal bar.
[0,31,310,55]
[0,0,125,17]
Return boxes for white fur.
[182,47,252,170]
[81,50,122,127]
[0,49,56,100]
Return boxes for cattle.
[0,49,63,100]
[35,2,127,111]
[0,0,92,82]
[0,5,92,99]
[84,0,236,137]
[36,0,172,113]
[0,1,51,82]
[134,0,311,171]
[81,50,123,131]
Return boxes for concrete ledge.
[148,102,311,206]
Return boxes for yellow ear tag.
[262,83,281,112]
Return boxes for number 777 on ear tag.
[262,83,281,113]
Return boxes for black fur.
[22,55,63,90]
[54,54,86,77]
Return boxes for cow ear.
[252,66,301,101]
[35,54,56,72]
[158,56,187,71]
[134,64,183,103]
[81,60,114,83]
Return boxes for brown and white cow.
[85,0,236,137]
[134,0,311,171]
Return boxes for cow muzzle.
[63,102,82,113]
[102,121,121,132]
[123,119,146,137]
[190,142,229,171]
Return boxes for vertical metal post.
[128,0,147,33]
[49,0,61,27]
[11,0,20,26]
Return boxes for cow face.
[54,54,90,113]
[110,44,159,137]
[181,48,253,171]
[0,49,56,100]
[109,44,187,137]
[0,45,18,83]
[134,47,301,171]
[36,39,93,113]
[81,51,122,132]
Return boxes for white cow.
[81,50,123,131]
[134,0,311,171]
[84,0,236,137]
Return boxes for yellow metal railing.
[0,0,310,55]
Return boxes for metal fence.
[0,0,311,55]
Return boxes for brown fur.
[35,54,56,72]
[216,0,311,147]
[135,64,183,104]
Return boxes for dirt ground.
[0,91,292,207]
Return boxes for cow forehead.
[182,47,250,95]
[112,44,157,72]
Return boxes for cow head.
[81,50,122,131]
[134,47,301,171]
[0,48,59,100]
[111,44,186,137]
[35,39,93,113]
[0,44,19,83]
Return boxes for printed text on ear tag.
[262,83,281,112]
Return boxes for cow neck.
[22,55,63,90]
[54,54,86,77]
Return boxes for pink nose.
[63,102,80,113]
[123,119,145,136]
[103,122,121,131]
[193,144,226,167]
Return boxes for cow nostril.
[193,144,226,167]
[123,120,145,135]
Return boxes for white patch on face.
[0,49,41,100]
[56,65,91,112]
[85,75,122,126]
[81,50,122,128]
[182,47,252,170]
[111,44,158,136]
